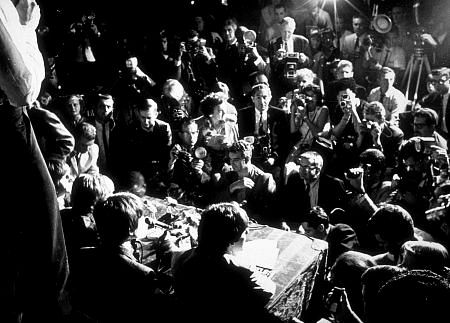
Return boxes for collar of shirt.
[255,108,268,133]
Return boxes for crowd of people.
[2,0,450,322]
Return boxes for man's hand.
[281,221,291,231]
[191,159,204,175]
[370,123,382,146]
[229,177,255,194]
[345,167,365,194]
[298,52,308,64]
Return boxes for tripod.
[401,48,432,108]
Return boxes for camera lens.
[339,101,348,108]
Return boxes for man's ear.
[318,224,326,233]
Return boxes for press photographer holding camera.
[356,101,404,170]
[286,83,330,161]
[268,16,312,98]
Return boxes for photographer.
[177,29,218,104]
[356,101,404,170]
[215,18,268,106]
[268,16,312,98]
[167,118,212,207]
[412,107,447,150]
[286,84,330,162]
[62,9,103,93]
[327,78,364,176]
[309,28,340,84]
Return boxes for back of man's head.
[368,203,415,254]
[197,202,249,254]
[372,269,450,323]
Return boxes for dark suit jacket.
[279,172,348,226]
[419,92,450,138]
[238,105,290,163]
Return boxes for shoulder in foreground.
[268,105,285,113]
[155,118,171,127]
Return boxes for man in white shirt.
[368,67,407,126]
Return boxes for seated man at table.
[280,151,348,231]
[300,206,360,268]
[214,140,277,225]
[74,192,176,322]
[172,202,282,323]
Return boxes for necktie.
[379,92,385,106]
[354,36,359,51]
[304,182,311,210]
[103,122,109,155]
[258,114,265,136]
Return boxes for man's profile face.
[138,107,158,131]
[301,221,323,239]
[252,87,272,112]
[76,136,94,154]
[179,122,199,148]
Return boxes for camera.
[284,52,300,80]
[412,136,436,154]
[361,119,377,132]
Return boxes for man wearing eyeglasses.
[417,68,450,139]
[279,151,347,231]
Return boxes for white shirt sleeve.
[0,0,44,107]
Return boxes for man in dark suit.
[279,151,348,231]
[238,83,289,176]
[417,68,450,139]
[268,16,312,98]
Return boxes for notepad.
[239,239,279,271]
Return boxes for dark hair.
[368,203,415,247]
[413,107,438,126]
[359,148,386,173]
[228,140,252,162]
[137,98,158,113]
[94,192,144,246]
[197,202,249,254]
[199,92,226,116]
[399,139,425,162]
[330,251,376,318]
[304,206,329,229]
[74,122,96,141]
[361,265,407,323]
[372,270,450,323]
[334,77,357,94]
[71,173,115,214]
[302,83,323,105]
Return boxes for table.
[247,225,328,322]
[140,196,328,322]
